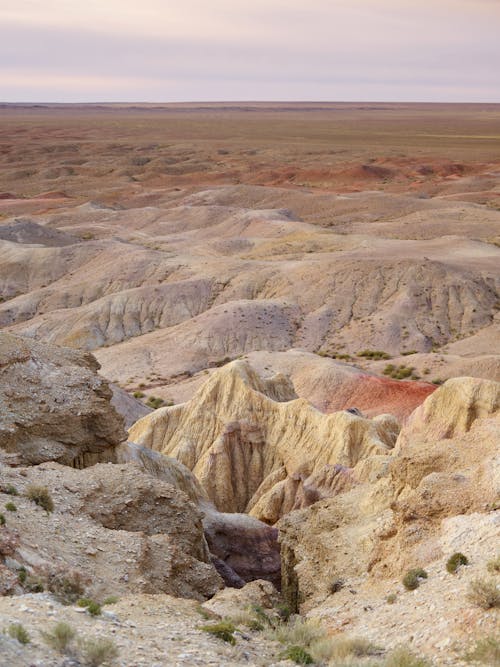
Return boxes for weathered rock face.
[0,462,223,601]
[202,579,282,618]
[129,360,400,521]
[0,333,126,466]
[278,377,500,611]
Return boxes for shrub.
[386,593,397,604]
[487,555,500,574]
[133,391,145,399]
[79,637,119,666]
[40,622,76,653]
[5,501,17,512]
[18,567,27,584]
[0,513,4,525]
[266,617,324,647]
[8,623,30,645]
[0,527,18,557]
[200,621,236,644]
[468,578,500,609]
[402,568,428,591]
[145,396,165,409]
[446,552,468,574]
[276,603,292,622]
[5,485,18,496]
[24,574,44,593]
[385,646,431,667]
[280,645,313,664]
[464,636,500,664]
[42,565,87,605]
[77,597,93,608]
[309,635,381,662]
[86,601,102,617]
[103,596,119,606]
[25,485,54,513]
[358,350,391,360]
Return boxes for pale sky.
[1,0,499,102]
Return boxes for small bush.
[133,391,145,399]
[464,636,500,664]
[43,566,87,605]
[266,617,324,647]
[5,501,17,512]
[5,485,18,496]
[358,349,391,360]
[280,645,313,664]
[25,485,54,513]
[40,622,76,653]
[145,396,165,409]
[86,601,102,617]
[8,623,30,645]
[24,574,44,593]
[487,555,500,574]
[18,567,27,584]
[102,596,119,606]
[468,578,500,609]
[77,597,93,607]
[0,513,5,526]
[79,637,119,666]
[446,552,468,574]
[386,593,397,604]
[402,568,428,591]
[310,635,381,662]
[385,646,431,667]
[200,621,236,644]
[276,603,292,622]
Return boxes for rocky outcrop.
[0,333,126,466]
[129,360,400,521]
[278,377,500,611]
[202,579,282,618]
[0,461,222,601]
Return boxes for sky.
[1,0,499,103]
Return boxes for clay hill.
[0,104,499,666]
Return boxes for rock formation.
[0,333,126,466]
[129,360,400,522]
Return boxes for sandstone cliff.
[129,360,400,522]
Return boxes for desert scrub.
[446,552,468,574]
[464,636,500,664]
[133,390,145,399]
[487,555,500,574]
[5,501,17,512]
[0,513,5,525]
[266,617,324,648]
[17,566,27,584]
[42,565,87,605]
[310,635,381,663]
[402,568,428,591]
[385,646,431,667]
[79,636,119,666]
[86,601,102,617]
[145,396,165,409]
[358,349,391,360]
[467,578,500,609]
[200,621,236,645]
[386,593,398,604]
[40,622,77,653]
[280,645,313,664]
[7,623,30,645]
[102,596,119,605]
[25,485,54,512]
[5,485,18,495]
[383,364,420,380]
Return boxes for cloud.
[1,0,499,101]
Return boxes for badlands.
[0,103,499,666]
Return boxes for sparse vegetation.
[40,622,77,653]
[5,485,18,495]
[103,596,119,605]
[145,396,165,409]
[86,601,102,617]
[133,390,145,399]
[266,617,324,648]
[385,646,431,667]
[487,555,500,574]
[383,364,420,380]
[17,566,27,584]
[25,485,54,512]
[309,635,381,663]
[0,513,5,525]
[79,636,119,666]
[467,578,500,609]
[200,621,237,644]
[42,565,87,605]
[5,501,17,512]
[358,349,391,360]
[7,623,30,645]
[464,636,500,665]
[446,552,468,574]
[386,593,397,604]
[280,645,314,664]
[402,568,428,591]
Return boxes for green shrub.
[5,485,18,496]
[0,513,5,525]
[77,598,93,608]
[8,623,30,645]
[145,396,165,409]
[280,645,313,664]
[86,601,102,617]
[40,622,76,653]
[276,603,292,622]
[18,567,27,584]
[5,501,17,512]
[468,578,500,609]
[25,485,54,512]
[446,552,468,574]
[464,636,500,664]
[24,574,44,593]
[79,637,119,666]
[386,593,397,604]
[102,596,119,606]
[309,635,381,662]
[133,391,145,399]
[266,617,324,647]
[358,350,391,360]
[43,566,86,605]
[402,568,428,591]
[200,621,236,644]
